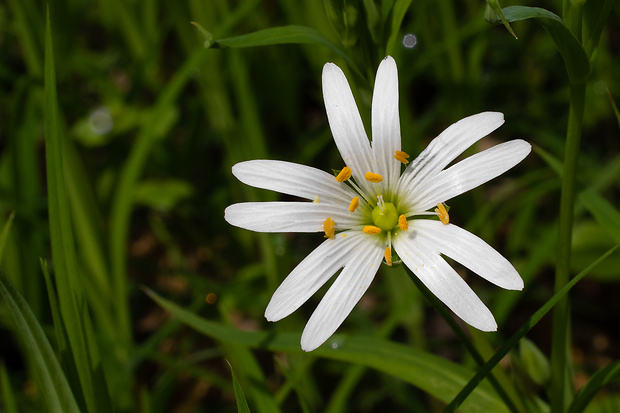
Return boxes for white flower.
[225,56,531,352]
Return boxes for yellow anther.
[435,203,450,225]
[364,172,383,183]
[336,166,352,182]
[384,246,393,266]
[363,225,381,235]
[314,195,320,204]
[394,150,410,164]
[348,196,359,213]
[324,217,335,238]
[398,214,408,231]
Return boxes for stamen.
[384,246,393,266]
[364,172,383,183]
[394,150,410,164]
[376,195,385,211]
[348,196,359,213]
[314,195,320,204]
[362,225,381,235]
[398,214,408,231]
[323,217,335,238]
[336,166,352,182]
[435,203,450,225]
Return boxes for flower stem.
[550,80,586,413]
[403,266,523,413]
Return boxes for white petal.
[393,231,497,331]
[301,235,384,351]
[265,231,370,321]
[397,112,505,198]
[232,160,358,204]
[402,139,531,213]
[224,202,362,233]
[411,220,523,290]
[371,56,401,194]
[323,63,376,194]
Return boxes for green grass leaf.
[568,360,620,413]
[144,288,510,413]
[0,268,80,413]
[580,189,620,244]
[499,6,590,83]
[209,25,361,77]
[0,212,15,260]
[0,361,18,413]
[227,361,252,413]
[44,9,111,412]
[444,244,620,412]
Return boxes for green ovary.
[371,202,399,231]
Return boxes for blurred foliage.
[0,0,619,412]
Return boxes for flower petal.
[411,220,523,290]
[393,230,497,331]
[301,234,384,351]
[402,139,531,213]
[371,56,401,194]
[265,231,370,321]
[232,160,358,204]
[225,202,362,233]
[323,62,376,194]
[397,112,505,198]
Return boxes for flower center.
[371,201,398,231]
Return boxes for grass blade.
[499,6,590,83]
[0,212,15,260]
[144,288,510,413]
[580,188,620,244]
[443,244,620,412]
[568,360,620,413]
[227,360,252,413]
[44,8,111,412]
[0,268,80,413]
[206,25,361,76]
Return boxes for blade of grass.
[499,6,590,83]
[443,244,620,412]
[108,47,208,353]
[580,189,620,244]
[0,268,80,413]
[0,361,18,413]
[225,343,282,413]
[0,212,15,260]
[568,360,620,413]
[44,9,111,412]
[227,360,252,413]
[201,24,361,77]
[404,266,525,413]
[144,288,511,413]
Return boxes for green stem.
[404,267,523,413]
[550,80,586,413]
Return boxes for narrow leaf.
[606,88,620,130]
[582,0,615,58]
[210,25,361,76]
[44,9,111,412]
[580,188,620,244]
[485,0,518,39]
[499,6,590,83]
[227,361,252,413]
[0,268,80,413]
[444,245,620,412]
[568,360,620,413]
[0,361,18,413]
[144,288,509,413]
[0,211,15,260]
[386,0,414,55]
